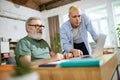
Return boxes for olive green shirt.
[15,36,51,64]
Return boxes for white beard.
[30,30,42,40]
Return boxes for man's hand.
[53,53,64,61]
[70,49,83,57]
[64,53,73,59]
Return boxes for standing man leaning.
[60,5,99,58]
[15,17,64,67]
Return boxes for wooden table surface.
[34,54,118,80]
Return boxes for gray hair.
[25,17,41,26]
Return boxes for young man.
[60,5,99,58]
[15,17,64,67]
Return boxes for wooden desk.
[0,65,15,80]
[34,54,118,80]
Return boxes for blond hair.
[69,5,81,15]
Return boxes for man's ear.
[26,26,30,32]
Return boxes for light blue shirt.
[60,13,99,55]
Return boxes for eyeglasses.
[28,24,45,29]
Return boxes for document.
[39,60,69,67]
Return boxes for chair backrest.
[7,57,16,65]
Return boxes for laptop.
[70,33,107,60]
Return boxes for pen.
[62,50,65,54]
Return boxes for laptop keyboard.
[70,55,93,60]
[81,55,93,58]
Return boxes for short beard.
[30,31,42,40]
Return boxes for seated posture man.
[15,17,64,67]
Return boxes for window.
[85,5,111,47]
[113,1,120,46]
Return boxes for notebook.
[70,33,107,60]
[60,58,103,67]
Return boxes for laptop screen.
[92,33,106,57]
